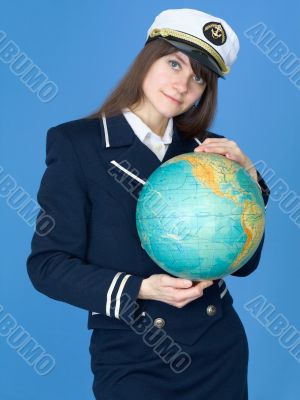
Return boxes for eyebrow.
[173,53,189,66]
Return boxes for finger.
[202,139,238,148]
[201,138,229,144]
[161,275,193,288]
[195,145,236,157]
[196,143,233,150]
[194,141,229,152]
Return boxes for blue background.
[1,1,299,399]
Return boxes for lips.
[163,93,182,104]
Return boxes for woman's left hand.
[194,138,258,183]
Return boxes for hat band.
[149,28,230,75]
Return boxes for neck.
[129,102,169,138]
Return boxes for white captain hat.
[145,8,240,79]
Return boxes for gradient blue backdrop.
[1,1,299,399]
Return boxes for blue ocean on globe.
[136,152,265,280]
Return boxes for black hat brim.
[159,37,225,79]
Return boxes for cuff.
[105,273,144,320]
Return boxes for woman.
[27,8,270,400]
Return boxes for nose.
[173,74,189,94]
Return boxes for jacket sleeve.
[230,171,270,277]
[26,127,144,318]
[256,170,271,209]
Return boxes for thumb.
[202,280,214,289]
[193,280,214,289]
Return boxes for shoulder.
[47,117,100,144]
[45,117,103,160]
[42,118,105,178]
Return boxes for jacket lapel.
[99,113,198,221]
[101,113,196,178]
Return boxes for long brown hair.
[86,39,218,139]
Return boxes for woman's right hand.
[138,274,214,308]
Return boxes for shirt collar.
[122,108,173,145]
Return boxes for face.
[140,51,207,119]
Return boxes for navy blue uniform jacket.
[26,114,270,346]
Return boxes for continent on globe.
[136,152,265,280]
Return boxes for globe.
[136,152,265,280]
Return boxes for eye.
[168,60,180,70]
[193,75,205,85]
[168,60,205,85]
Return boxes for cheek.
[143,71,170,97]
[190,86,206,102]
[149,70,169,87]
[150,61,172,84]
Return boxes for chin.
[155,105,182,119]
[166,110,185,118]
[160,110,177,118]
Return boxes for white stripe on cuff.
[220,287,228,299]
[106,272,123,317]
[114,274,131,319]
[218,279,224,288]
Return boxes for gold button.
[154,318,165,329]
[206,305,217,317]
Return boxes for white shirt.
[122,108,174,161]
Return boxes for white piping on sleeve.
[220,287,228,299]
[91,271,124,317]
[114,274,131,319]
[106,272,123,317]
